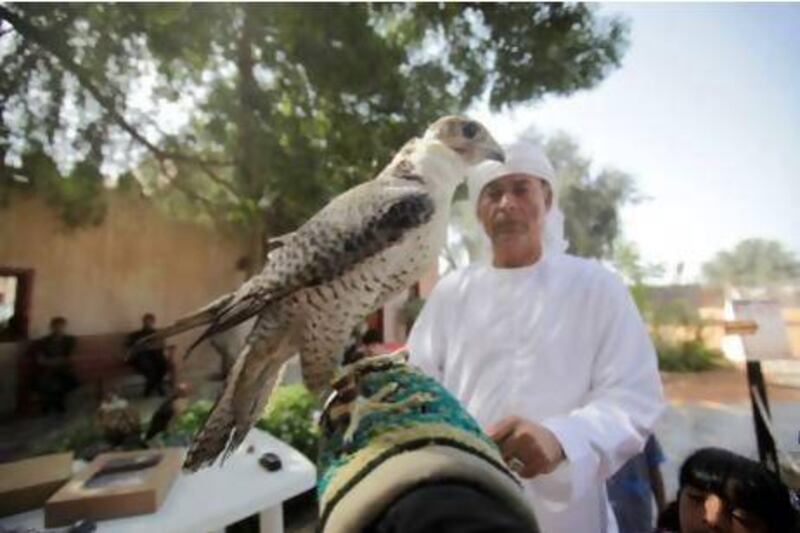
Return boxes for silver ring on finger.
[508,456,525,473]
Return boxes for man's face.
[144,316,156,328]
[476,173,552,256]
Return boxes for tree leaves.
[14,150,107,227]
[545,133,637,258]
[702,239,800,287]
[1,3,628,263]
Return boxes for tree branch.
[0,5,239,197]
[176,156,241,199]
[166,171,233,229]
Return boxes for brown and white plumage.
[143,116,503,471]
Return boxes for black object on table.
[258,452,282,472]
[69,519,97,533]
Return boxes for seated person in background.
[656,447,799,533]
[30,316,79,413]
[126,313,169,397]
[607,434,667,533]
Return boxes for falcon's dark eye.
[462,121,479,139]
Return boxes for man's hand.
[488,416,566,479]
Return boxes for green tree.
[612,239,664,314]
[1,3,628,270]
[612,240,727,373]
[544,133,639,258]
[702,238,800,287]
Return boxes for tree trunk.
[236,5,268,276]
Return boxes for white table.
[0,430,317,533]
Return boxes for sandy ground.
[662,367,800,404]
[656,367,800,497]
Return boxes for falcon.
[145,116,504,471]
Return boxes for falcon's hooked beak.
[481,139,505,164]
[487,147,505,163]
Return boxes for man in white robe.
[407,138,665,532]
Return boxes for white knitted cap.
[466,138,569,258]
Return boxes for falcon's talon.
[341,388,435,444]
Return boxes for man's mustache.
[492,216,529,232]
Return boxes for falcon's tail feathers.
[182,360,242,472]
[182,316,293,472]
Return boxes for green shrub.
[256,385,319,462]
[149,399,215,448]
[37,417,106,458]
[169,399,214,437]
[40,413,145,460]
[37,390,320,462]
[656,339,728,372]
[157,390,319,459]
[164,389,319,460]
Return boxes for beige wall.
[784,308,800,357]
[0,192,249,380]
[654,306,800,360]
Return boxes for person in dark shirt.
[608,434,667,532]
[30,316,79,413]
[126,313,169,396]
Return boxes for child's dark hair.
[362,328,382,345]
[678,447,798,532]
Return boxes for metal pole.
[746,360,780,478]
